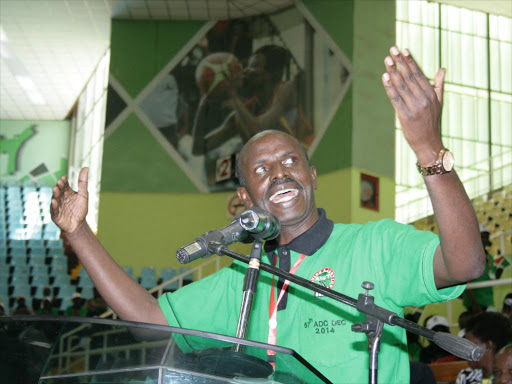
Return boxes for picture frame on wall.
[360,173,379,211]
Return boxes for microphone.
[176,207,281,264]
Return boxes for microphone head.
[176,241,207,264]
[176,248,190,264]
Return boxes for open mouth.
[269,188,299,204]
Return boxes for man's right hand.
[51,167,89,235]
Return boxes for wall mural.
[0,121,70,185]
[106,5,351,192]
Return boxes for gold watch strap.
[416,148,452,176]
[417,162,445,176]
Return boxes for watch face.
[442,151,454,171]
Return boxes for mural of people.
[113,8,351,192]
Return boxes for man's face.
[237,132,317,228]
[493,348,512,384]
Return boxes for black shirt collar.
[264,208,334,256]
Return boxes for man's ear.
[237,187,254,208]
[310,166,317,190]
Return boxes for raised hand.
[51,167,89,235]
[382,46,446,165]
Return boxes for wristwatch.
[417,148,454,176]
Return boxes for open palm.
[51,167,89,234]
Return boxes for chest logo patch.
[310,267,335,297]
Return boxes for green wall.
[352,0,396,178]
[97,188,238,275]
[102,114,198,192]
[110,19,206,99]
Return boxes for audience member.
[456,312,512,383]
[492,344,512,384]
[33,287,58,316]
[420,315,458,364]
[11,296,33,316]
[65,292,87,317]
[0,301,5,316]
[36,298,59,316]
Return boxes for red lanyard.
[267,253,306,364]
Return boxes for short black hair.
[235,130,310,187]
[465,312,512,352]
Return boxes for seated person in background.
[34,286,57,313]
[36,297,58,316]
[11,296,33,316]
[492,344,512,384]
[65,292,87,317]
[456,312,512,384]
[420,315,458,364]
[0,301,5,316]
[502,293,512,320]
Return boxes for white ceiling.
[0,0,509,121]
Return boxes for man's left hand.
[382,46,446,165]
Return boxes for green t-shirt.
[159,219,464,383]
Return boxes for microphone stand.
[207,242,483,384]
[234,239,263,353]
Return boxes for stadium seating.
[160,267,176,282]
[0,183,72,314]
[81,286,94,299]
[140,275,158,289]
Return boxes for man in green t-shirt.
[50,47,486,383]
